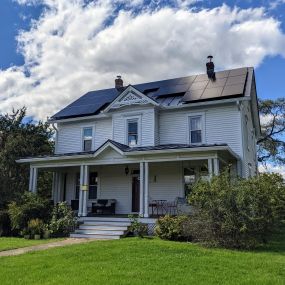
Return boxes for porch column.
[213,158,220,175]
[144,162,149,218]
[139,162,144,216]
[29,167,38,193]
[82,165,89,217]
[78,165,84,217]
[208,158,213,179]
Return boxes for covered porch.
[21,141,240,218]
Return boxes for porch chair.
[92,199,116,215]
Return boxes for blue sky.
[0,0,285,118]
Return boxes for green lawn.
[0,233,284,285]
[0,237,64,252]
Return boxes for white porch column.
[29,166,34,192]
[139,162,144,216]
[82,165,89,217]
[213,158,220,175]
[78,165,84,217]
[144,162,149,218]
[29,167,38,193]
[51,172,56,203]
[208,158,213,179]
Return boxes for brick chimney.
[115,75,123,89]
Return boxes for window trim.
[188,113,205,145]
[125,116,141,147]
[81,125,95,152]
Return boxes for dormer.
[102,85,159,147]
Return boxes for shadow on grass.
[255,228,285,254]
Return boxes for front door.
[132,176,140,212]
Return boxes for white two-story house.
[18,63,260,224]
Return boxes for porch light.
[125,166,129,176]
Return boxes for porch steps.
[70,218,131,239]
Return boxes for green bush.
[8,192,52,234]
[0,210,13,236]
[49,202,76,237]
[128,214,148,237]
[188,171,285,249]
[155,215,190,241]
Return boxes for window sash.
[127,119,138,146]
[83,127,93,151]
[88,172,98,200]
[189,116,202,143]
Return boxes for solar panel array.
[51,67,249,120]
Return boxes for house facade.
[18,65,260,219]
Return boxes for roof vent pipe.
[115,75,123,89]
[206,55,216,81]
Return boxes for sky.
[0,0,285,174]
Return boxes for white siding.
[112,107,155,146]
[56,118,112,154]
[159,104,242,157]
[65,172,76,204]
[99,165,132,214]
[149,161,183,202]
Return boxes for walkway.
[0,238,93,257]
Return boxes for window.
[189,116,202,144]
[83,127,93,151]
[127,119,138,146]
[75,172,98,200]
[75,173,80,199]
[89,172,98,200]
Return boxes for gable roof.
[51,67,253,121]
[103,85,159,113]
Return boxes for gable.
[103,86,159,112]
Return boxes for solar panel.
[221,83,245,97]
[189,80,208,91]
[201,87,224,99]
[181,89,204,102]
[154,83,190,97]
[52,67,249,120]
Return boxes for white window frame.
[125,116,141,147]
[188,113,205,145]
[81,125,95,152]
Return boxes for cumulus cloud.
[259,164,285,178]
[2,1,285,119]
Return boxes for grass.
[0,237,64,252]
[0,233,284,285]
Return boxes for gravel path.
[0,238,93,257]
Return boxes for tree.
[257,98,285,166]
[0,107,54,208]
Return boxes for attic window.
[127,119,138,147]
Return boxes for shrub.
[8,192,52,234]
[49,202,76,237]
[188,171,285,249]
[27,218,44,236]
[0,210,13,236]
[128,214,148,237]
[155,215,190,241]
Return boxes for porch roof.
[16,139,239,164]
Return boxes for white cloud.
[269,0,285,10]
[1,1,285,119]
[259,164,285,178]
